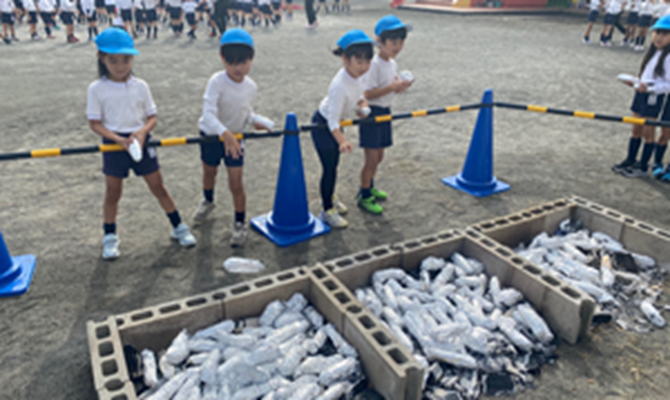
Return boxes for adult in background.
[304,0,316,29]
[212,0,227,34]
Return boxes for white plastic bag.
[223,257,265,274]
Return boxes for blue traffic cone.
[442,89,510,197]
[251,113,331,247]
[0,230,37,297]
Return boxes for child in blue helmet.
[358,15,412,215]
[193,28,274,247]
[311,29,373,228]
[87,28,197,260]
[612,15,670,180]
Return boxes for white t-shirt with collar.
[605,0,624,14]
[182,1,197,13]
[87,77,157,133]
[37,0,55,12]
[319,68,366,132]
[60,0,76,12]
[198,71,257,136]
[0,0,14,13]
[116,0,133,10]
[21,0,37,12]
[639,0,655,15]
[362,54,398,109]
[81,0,96,15]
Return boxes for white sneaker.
[102,234,120,260]
[332,195,348,215]
[230,222,248,248]
[305,21,318,29]
[629,41,636,48]
[320,208,348,228]
[171,223,197,247]
[192,198,215,224]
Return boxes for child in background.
[623,0,640,46]
[612,15,670,178]
[82,0,100,41]
[104,0,116,24]
[635,0,655,50]
[583,0,603,44]
[193,28,273,247]
[21,0,41,40]
[1,0,17,44]
[310,30,373,228]
[117,0,137,36]
[600,0,625,47]
[59,0,79,43]
[358,15,412,215]
[182,0,197,38]
[165,0,183,35]
[142,0,157,39]
[257,0,272,27]
[87,28,197,259]
[134,0,146,35]
[37,0,56,38]
[270,0,280,23]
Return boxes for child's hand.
[636,83,648,93]
[253,122,272,132]
[222,131,243,159]
[394,79,412,93]
[339,140,353,153]
[116,135,132,151]
[129,131,145,148]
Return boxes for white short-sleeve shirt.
[182,1,197,13]
[87,77,157,133]
[0,0,14,13]
[362,54,398,109]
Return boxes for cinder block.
[321,245,402,290]
[97,381,136,400]
[343,308,423,400]
[309,264,364,332]
[86,317,131,392]
[621,222,670,270]
[399,231,462,271]
[542,283,596,344]
[223,267,310,321]
[116,289,226,353]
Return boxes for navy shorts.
[2,12,15,25]
[639,15,652,28]
[271,3,281,10]
[186,12,196,25]
[88,11,98,22]
[106,5,116,14]
[311,111,339,151]
[103,134,160,178]
[286,0,293,3]
[604,13,616,25]
[169,7,182,19]
[145,9,157,22]
[28,11,38,24]
[60,11,74,25]
[359,106,392,149]
[120,9,132,21]
[587,10,598,23]
[135,9,145,23]
[199,131,244,167]
[627,11,639,25]
[630,92,667,118]
[40,12,53,25]
[240,3,253,13]
[259,4,272,15]
[95,0,105,8]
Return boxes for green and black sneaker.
[358,195,383,214]
[370,187,387,200]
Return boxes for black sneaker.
[611,159,635,174]
[621,162,649,178]
[3,37,10,44]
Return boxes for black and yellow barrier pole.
[494,102,670,128]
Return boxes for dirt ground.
[0,1,669,399]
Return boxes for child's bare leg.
[104,176,124,224]
[226,166,245,213]
[143,170,177,213]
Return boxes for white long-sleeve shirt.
[319,68,365,132]
[654,0,669,17]
[198,71,257,136]
[116,0,133,9]
[87,77,157,133]
[640,51,670,94]
[363,55,398,109]
[81,0,95,15]
[60,0,76,12]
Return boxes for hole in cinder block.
[99,342,114,357]
[554,201,567,207]
[255,279,273,288]
[495,219,509,225]
[511,257,524,265]
[542,275,561,286]
[481,239,495,248]
[212,292,227,300]
[231,285,250,295]
[509,215,522,222]
[334,292,351,305]
[496,248,511,257]
[373,331,391,346]
[92,316,107,323]
[523,264,542,275]
[325,264,335,272]
[437,233,453,240]
[323,280,339,291]
[159,304,180,314]
[116,318,124,327]
[624,217,635,223]
[572,198,587,205]
[466,231,480,239]
[102,359,118,376]
[130,311,152,322]
[387,348,408,365]
[186,298,207,307]
[422,237,437,244]
[111,395,128,400]
[531,208,543,215]
[658,230,670,239]
[405,241,420,249]
[105,379,124,391]
[347,305,362,314]
[354,253,371,262]
[480,222,495,229]
[96,326,111,339]
[591,205,603,211]
[638,223,653,231]
[372,248,389,256]
[336,259,354,268]
[297,269,306,275]
[313,269,327,279]
[607,211,621,218]
[522,212,532,218]
[277,272,295,281]
[453,229,461,235]
[561,286,581,299]
[542,205,554,211]
[359,315,376,329]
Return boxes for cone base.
[442,174,510,198]
[251,212,331,247]
[0,254,37,298]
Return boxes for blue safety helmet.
[651,15,670,31]
[220,28,254,48]
[94,28,139,55]
[336,29,373,51]
[375,15,412,37]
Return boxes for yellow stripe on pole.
[527,105,548,113]
[412,110,428,117]
[31,148,61,158]
[622,116,647,125]
[446,105,461,113]
[99,144,124,153]
[574,111,595,119]
[375,115,393,123]
[161,137,187,146]
[340,120,354,127]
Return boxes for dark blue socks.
[103,223,116,235]
[167,210,182,228]
[655,144,667,165]
[627,137,642,163]
[235,211,245,224]
[204,189,214,203]
[640,143,656,169]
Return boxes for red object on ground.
[391,0,405,8]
